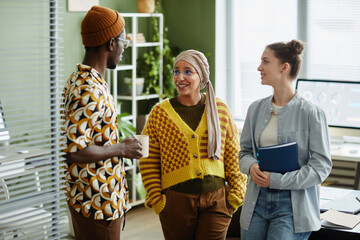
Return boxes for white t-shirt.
[259,103,284,147]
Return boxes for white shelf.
[130,199,145,206]
[108,13,163,207]
[121,115,136,122]
[132,42,161,48]
[117,94,160,101]
[121,13,163,18]
[115,64,134,71]
[125,165,135,171]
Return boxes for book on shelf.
[126,33,146,43]
[257,141,299,174]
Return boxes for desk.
[0,146,53,239]
[330,142,360,189]
[309,186,360,240]
[0,146,50,178]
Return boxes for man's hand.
[249,163,270,188]
[65,136,144,164]
[118,136,143,159]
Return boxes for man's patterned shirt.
[62,64,129,220]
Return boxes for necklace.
[271,103,283,116]
[271,91,297,116]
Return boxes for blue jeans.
[241,188,311,240]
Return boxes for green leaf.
[117,112,136,141]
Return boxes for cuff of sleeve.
[227,193,242,212]
[269,172,281,189]
[152,195,166,215]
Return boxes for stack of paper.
[320,192,360,214]
[321,209,360,229]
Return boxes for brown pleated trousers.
[159,187,233,240]
[68,203,123,240]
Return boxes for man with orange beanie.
[61,6,143,240]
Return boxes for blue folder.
[257,142,299,174]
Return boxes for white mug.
[134,135,149,158]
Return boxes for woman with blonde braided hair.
[139,49,247,240]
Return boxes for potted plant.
[124,77,145,96]
[136,1,179,98]
[117,112,136,166]
[138,0,155,13]
[117,112,146,200]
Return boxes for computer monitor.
[295,79,360,139]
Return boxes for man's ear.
[107,38,115,51]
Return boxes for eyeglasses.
[171,69,198,77]
[114,37,130,49]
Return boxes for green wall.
[162,0,216,84]
[60,0,216,84]
[60,0,137,79]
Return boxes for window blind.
[304,0,360,80]
[222,0,360,121]
[229,0,297,119]
[0,0,67,239]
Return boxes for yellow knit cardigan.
[139,98,247,214]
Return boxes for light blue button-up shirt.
[239,94,332,233]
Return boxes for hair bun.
[289,40,304,55]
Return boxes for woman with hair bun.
[239,40,332,239]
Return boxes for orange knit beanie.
[81,6,125,47]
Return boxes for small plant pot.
[124,77,144,96]
[138,0,155,13]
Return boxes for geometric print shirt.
[61,64,129,221]
[139,98,247,214]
